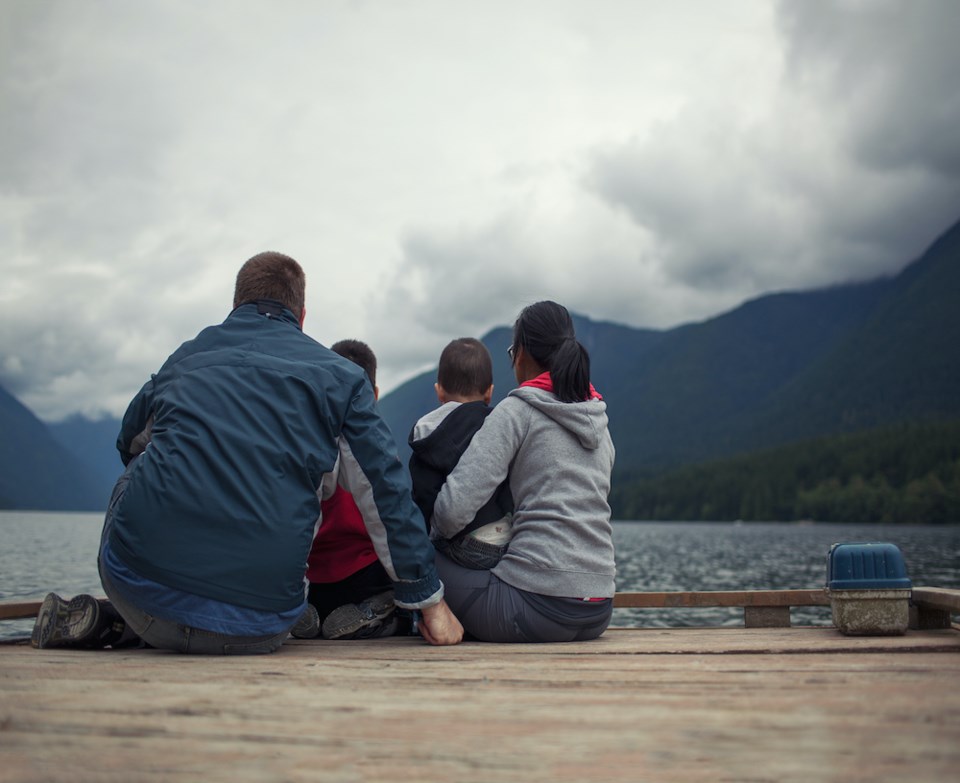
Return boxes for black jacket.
[408,401,513,536]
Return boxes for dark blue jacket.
[110,301,440,613]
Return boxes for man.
[33,251,461,653]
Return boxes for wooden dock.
[2,592,959,782]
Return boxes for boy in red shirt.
[305,340,406,639]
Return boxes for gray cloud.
[584,0,960,297]
[3,1,959,420]
[779,0,960,178]
[366,171,750,387]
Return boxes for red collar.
[520,371,603,400]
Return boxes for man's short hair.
[331,339,377,386]
[437,338,492,397]
[234,252,306,316]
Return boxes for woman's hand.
[417,599,463,645]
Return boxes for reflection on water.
[1,512,958,638]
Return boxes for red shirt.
[306,487,380,583]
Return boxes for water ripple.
[1,512,957,638]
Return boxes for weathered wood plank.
[743,605,792,627]
[612,589,830,608]
[0,600,44,620]
[2,586,955,625]
[1,629,958,783]
[2,590,830,623]
[912,586,960,613]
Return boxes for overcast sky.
[3,0,959,422]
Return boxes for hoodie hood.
[508,386,609,450]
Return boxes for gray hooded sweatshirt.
[432,386,616,598]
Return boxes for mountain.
[378,217,960,475]
[740,221,960,446]
[4,216,958,512]
[48,415,125,504]
[378,315,662,464]
[0,385,109,511]
[611,418,960,523]
[597,280,893,471]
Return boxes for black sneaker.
[321,591,396,640]
[31,593,101,649]
[290,603,320,639]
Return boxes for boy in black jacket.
[408,338,513,569]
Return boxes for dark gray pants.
[435,553,612,643]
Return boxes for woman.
[431,300,616,642]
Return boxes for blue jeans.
[434,533,506,570]
[98,459,289,655]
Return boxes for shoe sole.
[31,593,61,649]
[322,591,395,640]
[351,614,400,639]
[290,604,321,639]
[31,593,101,649]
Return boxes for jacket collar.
[231,299,302,329]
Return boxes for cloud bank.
[2,1,959,421]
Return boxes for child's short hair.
[331,339,377,386]
[437,338,493,397]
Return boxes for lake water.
[2,511,958,640]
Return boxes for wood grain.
[1,627,958,782]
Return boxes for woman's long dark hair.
[512,300,591,403]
